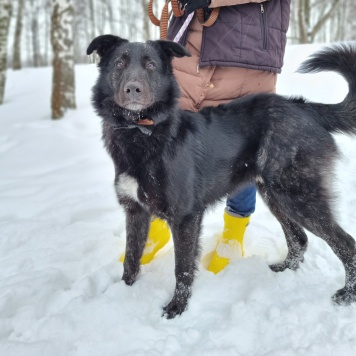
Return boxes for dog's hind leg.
[163,211,203,319]
[299,217,356,305]
[259,181,356,305]
[327,227,356,305]
[122,202,150,286]
[257,183,308,272]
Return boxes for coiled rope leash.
[148,0,220,40]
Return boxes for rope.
[148,0,220,40]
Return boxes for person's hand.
[178,0,212,15]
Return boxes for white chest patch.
[116,173,140,202]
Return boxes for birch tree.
[51,0,76,119]
[12,0,25,70]
[0,0,11,105]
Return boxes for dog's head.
[87,35,191,126]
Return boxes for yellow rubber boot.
[120,218,171,265]
[207,211,250,274]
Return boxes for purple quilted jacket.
[167,0,291,73]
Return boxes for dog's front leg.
[163,212,203,319]
[122,203,150,286]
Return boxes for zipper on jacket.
[260,4,268,50]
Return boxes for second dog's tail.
[297,43,356,134]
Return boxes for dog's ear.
[153,40,191,59]
[87,35,128,58]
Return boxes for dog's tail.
[297,43,356,134]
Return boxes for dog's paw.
[162,299,187,319]
[122,259,140,286]
[269,258,302,272]
[122,269,138,286]
[269,262,287,272]
[332,286,356,305]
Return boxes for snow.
[1,44,356,355]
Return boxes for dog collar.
[126,117,154,136]
[136,118,154,126]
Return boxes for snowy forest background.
[1,1,356,354]
[1,0,356,117]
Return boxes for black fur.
[87,36,356,319]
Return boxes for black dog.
[87,35,356,318]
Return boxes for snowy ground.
[1,44,356,355]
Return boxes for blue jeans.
[226,184,256,217]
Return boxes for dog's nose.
[124,81,143,99]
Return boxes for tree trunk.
[43,0,52,67]
[107,0,116,35]
[141,0,151,40]
[88,0,96,40]
[0,0,12,105]
[297,0,311,44]
[12,0,25,70]
[30,0,41,67]
[51,0,76,120]
[344,0,355,41]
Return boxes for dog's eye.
[116,60,124,68]
[146,62,156,70]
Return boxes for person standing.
[122,0,291,273]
